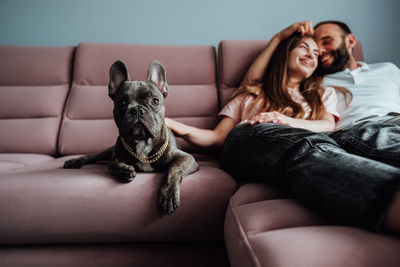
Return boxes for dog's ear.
[146,60,168,98]
[108,60,130,99]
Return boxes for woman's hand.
[274,21,314,42]
[247,111,336,132]
[247,111,292,126]
[165,118,188,137]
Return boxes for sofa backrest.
[0,45,75,155]
[58,42,218,155]
[218,40,364,108]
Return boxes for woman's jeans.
[220,115,400,231]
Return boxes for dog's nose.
[131,107,146,117]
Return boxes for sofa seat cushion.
[224,183,400,267]
[0,241,230,267]
[0,155,238,245]
[0,153,55,171]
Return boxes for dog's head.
[108,60,168,140]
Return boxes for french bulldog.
[64,60,199,215]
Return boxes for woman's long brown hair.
[234,32,352,120]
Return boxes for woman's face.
[287,38,319,79]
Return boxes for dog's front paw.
[158,182,180,215]
[63,158,84,169]
[108,161,136,183]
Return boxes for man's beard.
[318,40,350,74]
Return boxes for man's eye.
[151,98,160,106]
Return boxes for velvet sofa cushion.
[0,45,75,155]
[58,42,218,155]
[224,183,400,267]
[0,153,55,171]
[0,242,229,267]
[0,155,237,245]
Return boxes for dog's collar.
[120,127,169,164]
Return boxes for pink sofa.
[0,43,237,267]
[1,40,400,267]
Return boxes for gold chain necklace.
[120,127,169,164]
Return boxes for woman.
[167,22,400,234]
[166,21,341,148]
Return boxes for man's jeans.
[220,115,400,231]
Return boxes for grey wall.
[1,0,399,65]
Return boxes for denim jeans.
[220,115,400,231]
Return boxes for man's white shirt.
[322,62,400,129]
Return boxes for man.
[306,20,400,234]
[314,21,400,129]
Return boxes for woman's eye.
[151,98,159,106]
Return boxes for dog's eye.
[117,99,127,106]
[151,98,160,106]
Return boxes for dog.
[64,60,199,215]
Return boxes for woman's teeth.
[300,58,313,67]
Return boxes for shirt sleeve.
[218,95,245,123]
[321,87,340,119]
[392,63,400,87]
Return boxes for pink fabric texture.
[225,184,400,267]
[0,45,75,155]
[0,153,54,171]
[0,242,229,267]
[0,156,237,244]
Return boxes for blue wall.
[1,0,399,65]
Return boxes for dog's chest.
[132,140,155,172]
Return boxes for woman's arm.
[248,111,335,132]
[240,36,281,87]
[240,21,314,88]
[165,117,237,148]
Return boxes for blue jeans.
[220,115,400,231]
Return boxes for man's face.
[314,24,350,74]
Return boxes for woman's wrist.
[271,34,282,43]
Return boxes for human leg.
[221,123,400,232]
[220,123,322,185]
[329,118,400,168]
[285,142,400,231]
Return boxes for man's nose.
[318,45,327,55]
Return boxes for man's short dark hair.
[315,20,352,35]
